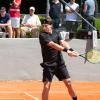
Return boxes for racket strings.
[86,50,100,63]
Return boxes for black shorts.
[41,63,70,82]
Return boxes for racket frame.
[79,49,100,64]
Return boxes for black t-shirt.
[39,31,65,66]
[0,13,10,24]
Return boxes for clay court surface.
[0,80,100,100]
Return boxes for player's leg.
[42,81,51,100]
[41,65,54,100]
[55,64,77,100]
[63,78,77,100]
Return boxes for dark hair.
[42,18,53,25]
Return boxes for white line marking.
[24,92,39,100]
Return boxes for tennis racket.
[79,49,100,64]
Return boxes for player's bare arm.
[47,41,78,57]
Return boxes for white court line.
[24,92,39,100]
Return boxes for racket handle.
[79,55,86,59]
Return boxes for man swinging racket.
[39,18,79,100]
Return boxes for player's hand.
[67,50,79,57]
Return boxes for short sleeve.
[39,33,52,45]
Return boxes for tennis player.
[39,18,79,100]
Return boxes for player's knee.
[64,78,72,86]
[67,78,72,85]
[44,82,51,90]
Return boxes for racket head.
[86,49,100,64]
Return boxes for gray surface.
[0,39,100,82]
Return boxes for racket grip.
[69,48,74,51]
[63,48,69,52]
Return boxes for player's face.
[42,24,52,34]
